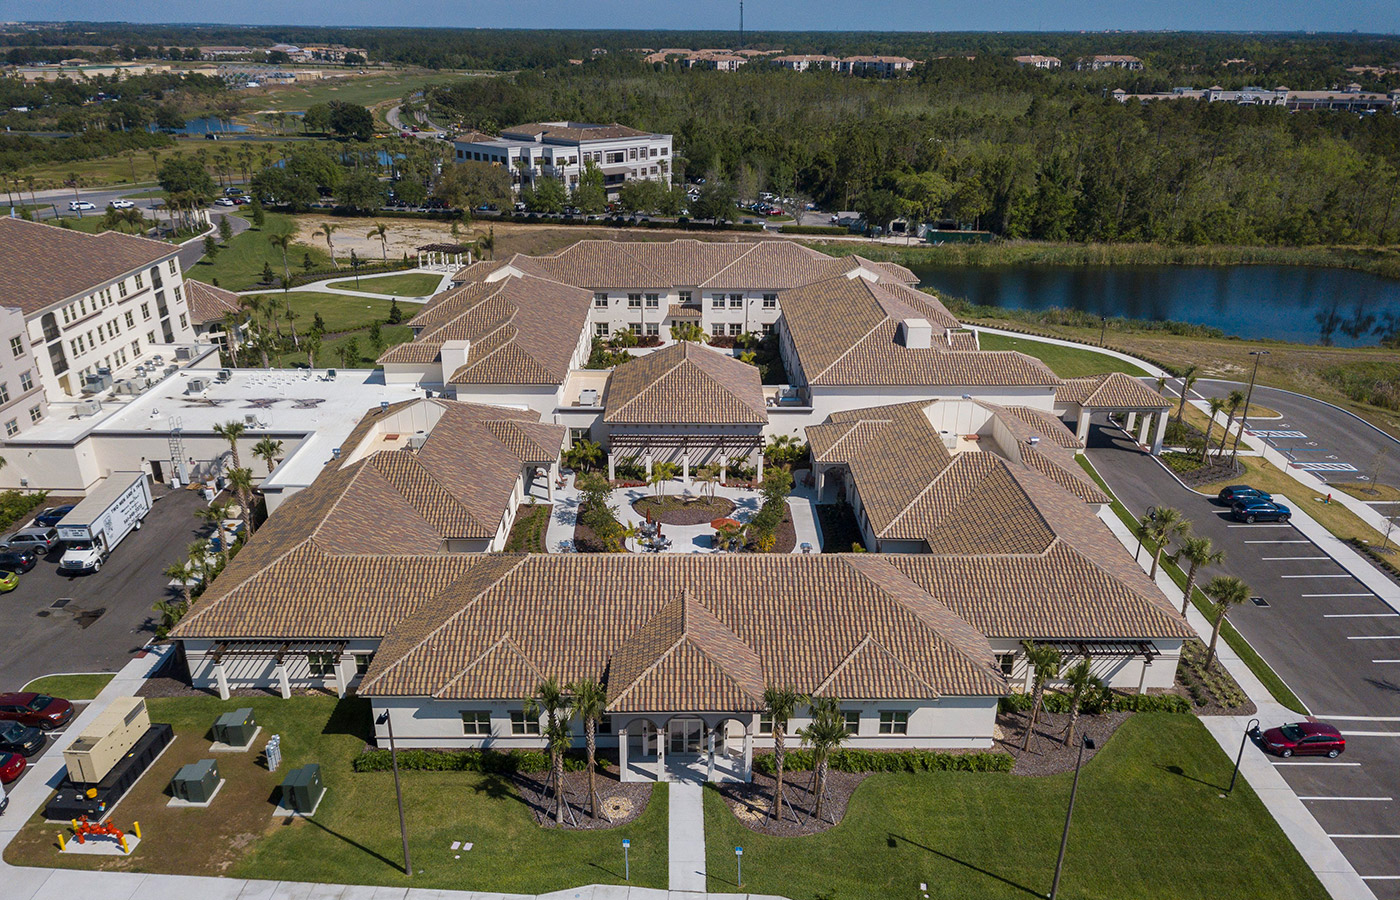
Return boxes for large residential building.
[1013,55,1061,69]
[1076,54,1144,71]
[452,122,673,198]
[837,56,918,76]
[770,54,839,72]
[1111,83,1400,112]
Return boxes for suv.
[33,505,74,528]
[5,527,59,555]
[1231,499,1291,523]
[0,721,43,758]
[0,548,37,573]
[0,693,73,730]
[1217,485,1270,506]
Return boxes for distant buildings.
[1110,83,1400,113]
[770,54,839,72]
[1013,55,1061,70]
[838,56,918,76]
[638,48,918,76]
[452,121,673,198]
[12,61,170,82]
[1075,54,1144,71]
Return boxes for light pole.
[735,845,744,887]
[623,838,630,882]
[1099,315,1107,347]
[1230,350,1270,466]
[375,710,413,877]
[1049,735,1095,900]
[1229,718,1261,796]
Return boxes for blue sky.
[4,0,1398,32]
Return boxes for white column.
[707,728,716,781]
[814,466,825,501]
[276,663,291,700]
[333,654,355,699]
[1138,413,1152,446]
[656,725,667,782]
[1125,412,1138,432]
[547,462,557,503]
[214,663,230,701]
[645,454,653,477]
[682,455,690,484]
[618,727,630,781]
[1137,659,1151,695]
[719,460,727,486]
[742,729,753,782]
[1151,412,1168,456]
[755,453,764,482]
[607,453,616,481]
[1076,407,1091,442]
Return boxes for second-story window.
[763,293,778,309]
[593,293,608,308]
[627,293,642,308]
[645,293,660,308]
[711,295,725,309]
[9,336,23,358]
[729,293,744,308]
[19,371,32,392]
[134,272,144,290]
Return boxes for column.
[755,453,764,482]
[547,461,558,503]
[1151,412,1168,456]
[1137,659,1151,695]
[742,729,753,782]
[814,465,825,501]
[1138,412,1152,446]
[618,727,630,781]
[1125,412,1138,433]
[707,728,716,781]
[276,663,291,700]
[1076,407,1091,443]
[214,663,230,701]
[656,724,667,782]
[333,653,355,699]
[645,454,654,477]
[682,455,690,485]
[607,453,616,481]
[719,459,727,486]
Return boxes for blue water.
[911,263,1400,347]
[148,117,249,135]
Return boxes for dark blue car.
[1231,499,1292,523]
[33,505,74,528]
[0,720,44,758]
[1217,485,1271,506]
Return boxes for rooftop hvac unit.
[175,347,194,361]
[212,708,257,747]
[74,398,103,417]
[164,364,179,377]
[216,369,233,383]
[169,758,220,803]
[151,354,165,366]
[406,435,427,451]
[244,414,260,427]
[280,763,324,813]
[113,379,140,395]
[185,376,211,394]
[81,371,113,394]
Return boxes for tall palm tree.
[1174,364,1198,423]
[195,499,236,567]
[525,676,574,825]
[228,467,257,536]
[798,695,849,823]
[762,686,804,821]
[313,222,341,269]
[1061,660,1103,748]
[212,420,246,471]
[1177,536,1225,616]
[1020,640,1063,751]
[268,232,295,282]
[1218,389,1247,457]
[1144,507,1190,581]
[304,331,321,370]
[649,462,678,497]
[1204,575,1251,668]
[221,311,243,366]
[367,222,390,260]
[162,558,196,610]
[253,437,284,475]
[1200,397,1226,463]
[568,678,607,819]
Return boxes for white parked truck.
[56,472,152,574]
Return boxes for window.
[599,715,613,734]
[134,272,144,290]
[179,314,188,330]
[3,420,16,438]
[650,147,658,157]
[141,302,151,321]
[607,151,625,164]
[131,340,142,358]
[712,323,725,337]
[711,295,725,309]
[761,323,774,335]
[645,293,659,308]
[645,322,659,336]
[28,405,41,424]
[660,147,668,156]
[125,312,135,328]
[0,382,9,404]
[758,713,774,735]
[629,323,642,335]
[729,293,744,308]
[510,710,541,735]
[355,654,373,675]
[174,286,182,303]
[996,653,1015,678]
[627,293,642,309]
[628,147,638,160]
[307,653,336,676]
[461,711,492,736]
[728,323,742,336]
[118,280,128,298]
[9,336,23,358]
[762,293,778,309]
[678,290,692,304]
[595,322,610,337]
[168,259,178,274]
[593,293,609,308]
[19,371,32,392]
[878,711,909,735]
[843,710,861,735]
[147,331,156,344]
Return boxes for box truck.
[56,473,152,574]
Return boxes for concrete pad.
[538,887,594,900]
[38,867,145,900]
[264,882,317,900]
[61,834,140,855]
[587,886,630,900]
[365,887,411,900]
[307,883,353,900]
[234,880,284,900]
[210,726,263,753]
[167,778,226,807]
[0,862,60,900]
[271,790,325,818]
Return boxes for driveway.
[1087,416,1400,894]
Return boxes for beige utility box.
[63,697,151,785]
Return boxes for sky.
[4,0,1399,33]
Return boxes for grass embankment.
[1076,456,1308,713]
[240,291,410,368]
[187,210,329,291]
[15,139,301,189]
[4,696,669,892]
[326,272,443,297]
[20,673,114,700]
[976,331,1148,378]
[703,714,1326,900]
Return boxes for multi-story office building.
[452,121,673,199]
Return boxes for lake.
[911,263,1400,348]
[148,117,249,135]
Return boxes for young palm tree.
[1145,507,1190,581]
[1061,659,1103,748]
[212,420,247,471]
[162,558,196,611]
[1204,575,1252,668]
[1174,364,1198,423]
[253,437,284,475]
[568,678,607,819]
[1218,389,1247,457]
[1177,535,1226,616]
[762,686,804,820]
[268,232,294,283]
[304,332,321,370]
[649,462,678,497]
[195,499,236,567]
[368,222,390,260]
[1020,640,1063,751]
[798,695,849,822]
[313,222,341,269]
[525,677,574,825]
[228,467,257,536]
[1200,397,1226,463]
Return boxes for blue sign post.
[735,846,743,887]
[622,838,630,882]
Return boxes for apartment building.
[838,56,918,76]
[1013,55,1061,69]
[1075,54,1144,71]
[770,54,839,72]
[0,306,47,441]
[452,121,672,198]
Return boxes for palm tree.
[1177,536,1225,616]
[479,227,495,260]
[765,434,798,466]
[367,222,390,260]
[568,678,607,819]
[162,558,196,611]
[268,232,295,282]
[1218,389,1247,457]
[1144,507,1190,581]
[313,222,341,269]
[1061,660,1103,748]
[524,677,574,825]
[228,467,257,536]
[304,331,321,370]
[1204,575,1251,668]
[195,499,236,567]
[1200,397,1226,463]
[1174,364,1198,423]
[649,462,679,497]
[762,686,804,821]
[253,437,284,475]
[1020,640,1063,751]
[212,420,247,471]
[695,463,720,499]
[798,695,849,823]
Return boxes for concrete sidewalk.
[235,269,453,304]
[669,783,708,893]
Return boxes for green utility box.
[280,763,324,813]
[213,708,257,746]
[170,758,220,803]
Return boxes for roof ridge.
[175,538,317,633]
[606,631,689,710]
[696,241,765,287]
[804,277,886,382]
[880,447,966,537]
[372,450,492,536]
[435,633,545,699]
[812,632,935,698]
[605,349,686,422]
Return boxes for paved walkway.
[668,783,708,893]
[971,325,1170,377]
[234,268,455,304]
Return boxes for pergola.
[415,242,475,270]
[207,639,351,700]
[606,433,765,483]
[1056,372,1173,455]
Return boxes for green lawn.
[977,331,1150,378]
[256,73,434,112]
[5,696,669,892]
[704,714,1325,900]
[245,291,402,335]
[187,211,329,291]
[20,673,114,700]
[326,272,444,297]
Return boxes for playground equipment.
[58,816,141,853]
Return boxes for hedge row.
[998,691,1191,715]
[780,224,852,235]
[352,747,592,774]
[0,490,48,533]
[754,748,1012,775]
[492,213,766,233]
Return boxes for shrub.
[0,490,48,532]
[353,746,592,774]
[998,690,1190,715]
[780,224,851,235]
[754,748,1012,775]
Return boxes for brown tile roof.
[0,217,178,315]
[994,405,1084,449]
[502,122,654,142]
[1058,372,1171,408]
[971,402,1107,505]
[182,280,243,325]
[603,342,767,425]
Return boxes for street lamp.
[1230,350,1270,465]
[375,710,413,877]
[1228,718,1261,796]
[1049,735,1095,900]
[1099,315,1108,347]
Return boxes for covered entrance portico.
[1055,372,1173,456]
[617,713,754,783]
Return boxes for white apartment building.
[770,54,839,72]
[1013,55,1061,69]
[452,121,673,199]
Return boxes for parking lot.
[1088,417,1400,895]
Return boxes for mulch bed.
[1169,456,1245,488]
[714,766,869,836]
[573,504,607,552]
[514,763,654,830]
[995,709,1130,776]
[632,495,736,526]
[744,507,797,553]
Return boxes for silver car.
[4,527,60,554]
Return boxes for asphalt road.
[1087,416,1400,892]
[0,487,208,692]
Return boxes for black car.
[1217,485,1271,506]
[33,505,74,528]
[0,720,44,757]
[0,548,37,572]
[1232,499,1292,523]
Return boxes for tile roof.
[603,342,767,425]
[0,217,178,316]
[1058,372,1172,408]
[502,122,654,142]
[182,280,243,325]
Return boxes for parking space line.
[1349,636,1400,641]
[1316,716,1400,721]
[1246,540,1311,544]
[1275,761,1361,766]
[1300,796,1394,801]
[1228,524,1294,528]
[1361,876,1400,881]
[1330,835,1400,839]
[1261,556,1330,561]
[1373,659,1400,664]
[1324,613,1396,618]
[1341,731,1400,736]
[1308,593,1377,598]
[1282,574,1354,579]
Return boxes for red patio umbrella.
[710,517,742,530]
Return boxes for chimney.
[439,339,472,383]
[899,318,932,349]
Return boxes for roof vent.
[1027,435,1041,445]
[332,447,341,459]
[899,318,932,349]
[380,401,390,412]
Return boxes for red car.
[0,750,25,783]
[1259,722,1345,758]
[0,692,74,730]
